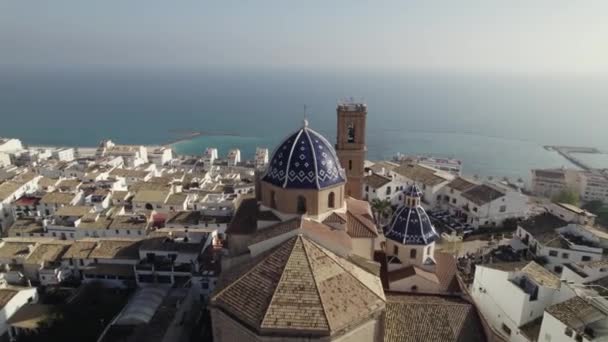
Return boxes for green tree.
[371,198,393,226]
[552,188,580,206]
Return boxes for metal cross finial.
[302,104,309,127]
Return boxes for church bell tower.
[335,100,367,199]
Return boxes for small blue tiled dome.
[384,186,438,245]
[262,120,346,190]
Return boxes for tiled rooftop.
[212,235,385,337]
[384,293,485,342]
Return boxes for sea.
[2,65,608,182]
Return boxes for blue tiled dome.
[404,184,423,198]
[262,121,346,190]
[384,185,438,245]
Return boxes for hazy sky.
[1,1,607,74]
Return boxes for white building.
[531,168,581,199]
[254,147,269,169]
[99,140,148,167]
[546,202,596,226]
[203,148,218,167]
[512,213,604,274]
[441,178,529,228]
[0,139,23,154]
[0,173,40,232]
[471,261,561,342]
[579,171,608,203]
[0,152,11,168]
[226,149,240,167]
[52,148,75,162]
[391,163,453,208]
[148,146,173,166]
[363,172,404,206]
[0,286,38,338]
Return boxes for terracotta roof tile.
[211,235,385,337]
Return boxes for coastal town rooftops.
[461,184,505,206]
[129,182,171,192]
[532,168,566,180]
[132,190,170,204]
[521,261,560,289]
[56,179,82,191]
[0,289,18,309]
[0,241,34,259]
[62,240,97,259]
[9,218,44,234]
[109,168,151,179]
[394,163,450,186]
[38,177,59,188]
[25,242,70,264]
[40,192,76,205]
[89,239,141,260]
[447,176,477,192]
[211,235,385,337]
[108,215,149,230]
[364,173,392,189]
[519,213,568,236]
[384,293,485,342]
[55,205,93,217]
[0,173,38,201]
[77,216,113,230]
[546,297,605,331]
[139,236,204,254]
[14,196,41,207]
[165,193,188,206]
[111,190,130,202]
[368,161,399,174]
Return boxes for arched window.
[145,203,153,210]
[410,249,417,259]
[328,192,335,208]
[270,190,277,209]
[297,196,307,214]
[348,160,353,170]
[347,123,355,143]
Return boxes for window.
[452,198,456,204]
[328,192,335,208]
[410,249,417,259]
[126,230,130,235]
[562,253,569,259]
[437,195,441,201]
[156,204,162,209]
[501,324,512,336]
[386,187,391,195]
[69,259,73,266]
[297,196,307,214]
[79,259,84,266]
[582,255,592,262]
[499,205,507,213]
[365,186,369,192]
[549,250,558,257]
[473,207,478,212]
[554,266,563,273]
[347,122,355,143]
[348,160,353,170]
[393,245,399,255]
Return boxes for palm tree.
[371,198,393,226]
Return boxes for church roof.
[211,235,385,337]
[385,185,439,245]
[385,293,486,342]
[262,121,345,190]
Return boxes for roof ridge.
[260,235,307,329]
[306,237,386,304]
[300,235,333,332]
[347,211,377,236]
[210,237,296,304]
